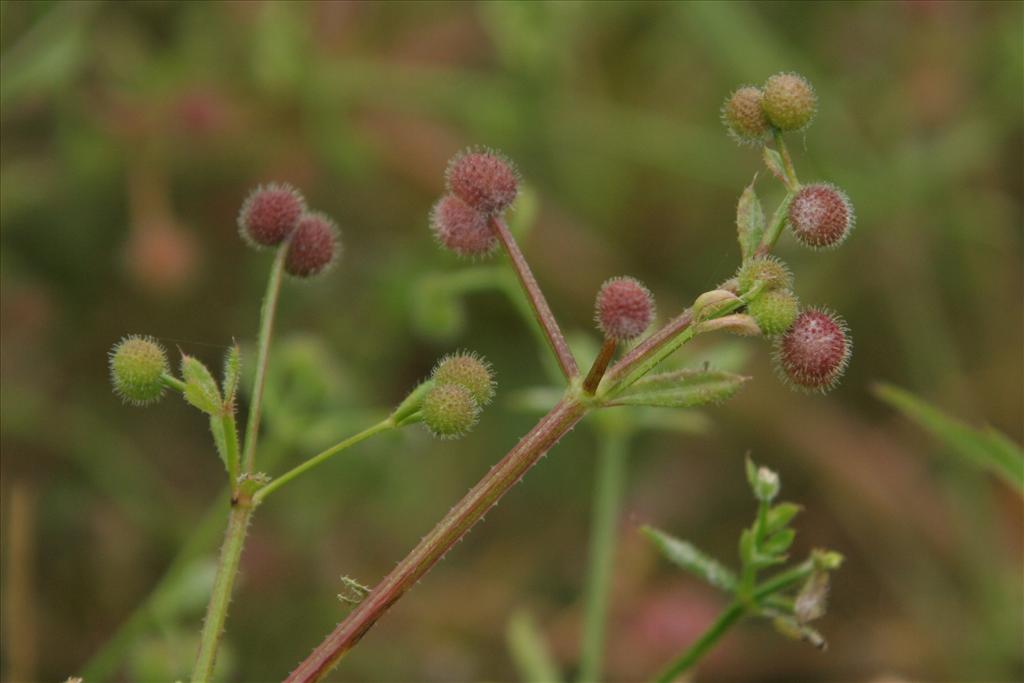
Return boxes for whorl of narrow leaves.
[109,335,169,406]
[774,308,852,393]
[238,183,306,248]
[285,212,341,277]
[595,276,655,342]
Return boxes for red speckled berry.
[445,149,519,215]
[774,308,851,393]
[430,194,497,257]
[238,183,306,248]
[788,183,854,249]
[595,276,655,341]
[285,212,340,277]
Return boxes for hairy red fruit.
[285,212,340,277]
[445,149,519,215]
[774,308,851,393]
[722,86,771,144]
[788,183,854,249]
[238,183,306,248]
[595,276,655,342]
[430,194,497,257]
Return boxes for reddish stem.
[582,338,617,394]
[603,308,694,386]
[285,398,588,683]
[489,216,579,381]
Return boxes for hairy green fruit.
[737,255,793,294]
[722,86,771,144]
[432,352,495,406]
[422,383,480,439]
[762,73,817,132]
[110,335,170,406]
[748,289,799,336]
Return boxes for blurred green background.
[1,1,1021,681]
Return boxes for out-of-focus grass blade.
[874,382,1024,494]
[506,609,562,683]
[642,525,738,592]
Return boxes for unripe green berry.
[747,289,799,336]
[432,352,495,406]
[109,335,170,406]
[736,255,793,294]
[422,383,480,439]
[722,86,771,144]
[762,73,817,132]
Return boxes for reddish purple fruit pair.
[430,150,519,258]
[238,183,340,277]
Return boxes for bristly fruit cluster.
[430,148,519,258]
[239,183,341,277]
[724,72,854,393]
[421,352,496,439]
[595,276,656,342]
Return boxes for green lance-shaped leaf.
[874,383,1024,494]
[642,525,738,592]
[766,502,802,534]
[209,416,231,474]
[606,368,749,409]
[762,147,787,185]
[181,355,222,416]
[222,344,242,407]
[736,176,766,261]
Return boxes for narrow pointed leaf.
[762,528,796,556]
[181,355,222,416]
[643,525,737,591]
[766,502,802,534]
[874,383,1024,494]
[222,344,242,407]
[736,177,766,261]
[607,368,749,409]
[209,416,230,472]
[762,147,786,185]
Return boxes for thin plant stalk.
[490,216,579,381]
[582,338,617,395]
[191,502,252,682]
[241,244,288,473]
[577,430,629,683]
[285,397,589,682]
[252,419,393,504]
[653,559,818,683]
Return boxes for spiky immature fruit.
[762,73,817,132]
[238,183,306,248]
[432,352,495,406]
[748,289,799,336]
[422,383,480,439]
[430,194,497,257]
[285,212,340,277]
[722,86,771,144]
[788,184,854,249]
[774,308,851,393]
[737,255,793,294]
[446,149,518,215]
[110,335,170,405]
[595,276,655,341]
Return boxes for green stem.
[652,560,816,682]
[653,601,745,683]
[578,431,629,683]
[252,420,394,505]
[772,129,800,191]
[220,412,242,488]
[191,501,253,682]
[161,373,187,393]
[240,245,287,474]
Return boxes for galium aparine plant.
[102,70,853,682]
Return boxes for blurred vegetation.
[1,1,1021,681]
